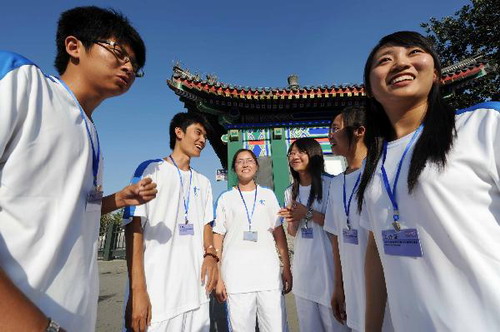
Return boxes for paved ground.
[97,260,299,331]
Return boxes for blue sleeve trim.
[456,101,500,115]
[213,189,232,217]
[0,51,36,80]
[123,159,162,219]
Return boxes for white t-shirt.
[123,160,214,323]
[284,174,334,307]
[324,169,367,330]
[213,185,282,294]
[360,103,500,332]
[0,51,102,331]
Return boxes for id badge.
[243,231,258,242]
[342,228,358,245]
[301,227,314,239]
[179,223,194,236]
[382,228,423,257]
[86,188,103,212]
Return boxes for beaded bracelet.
[203,252,219,262]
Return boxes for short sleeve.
[358,200,373,231]
[323,179,339,235]
[122,160,161,226]
[284,186,292,207]
[0,54,34,161]
[213,193,227,234]
[203,179,214,225]
[266,190,282,229]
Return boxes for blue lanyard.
[55,77,100,187]
[343,171,361,229]
[381,125,423,231]
[237,184,258,231]
[169,156,192,223]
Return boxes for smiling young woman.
[213,149,292,331]
[279,138,349,331]
[356,31,500,332]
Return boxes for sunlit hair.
[357,31,455,211]
[288,137,325,206]
[55,6,146,75]
[169,112,208,149]
[231,149,259,171]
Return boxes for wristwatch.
[304,208,313,222]
[46,318,60,332]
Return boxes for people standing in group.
[356,31,500,332]
[324,106,393,332]
[279,137,350,332]
[213,148,292,331]
[123,112,218,332]
[0,6,157,332]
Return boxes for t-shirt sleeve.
[487,104,500,191]
[0,57,32,161]
[323,179,339,235]
[318,176,333,214]
[122,161,157,227]
[203,179,214,225]
[213,193,226,234]
[267,190,282,229]
[284,187,292,207]
[358,200,372,231]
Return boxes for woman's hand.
[331,284,347,324]
[282,266,293,294]
[289,201,308,222]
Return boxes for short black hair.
[55,6,146,75]
[337,106,368,147]
[169,112,208,150]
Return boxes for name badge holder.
[238,184,259,242]
[301,227,314,239]
[170,156,195,236]
[342,172,361,245]
[380,125,424,257]
[179,223,195,236]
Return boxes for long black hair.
[357,31,455,211]
[288,137,325,207]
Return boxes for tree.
[421,0,499,109]
[99,209,124,236]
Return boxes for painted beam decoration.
[166,54,493,179]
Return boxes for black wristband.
[203,252,219,262]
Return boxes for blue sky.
[1,0,469,199]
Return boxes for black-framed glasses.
[94,40,144,78]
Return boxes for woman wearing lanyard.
[324,106,393,332]
[213,149,292,332]
[357,31,500,332]
[279,137,348,332]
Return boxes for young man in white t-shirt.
[123,112,218,332]
[0,6,157,332]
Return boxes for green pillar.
[270,127,290,206]
[227,129,243,189]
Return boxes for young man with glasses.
[123,112,218,332]
[0,6,156,332]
